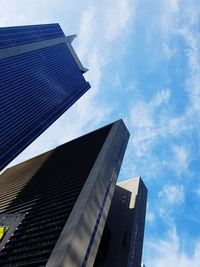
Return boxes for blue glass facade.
[0,24,90,171]
[0,24,65,49]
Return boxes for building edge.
[45,120,130,267]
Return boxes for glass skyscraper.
[0,23,90,171]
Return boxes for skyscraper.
[0,120,129,267]
[94,177,147,267]
[0,23,90,171]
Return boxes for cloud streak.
[158,184,185,205]
[145,227,200,267]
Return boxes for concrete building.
[0,120,129,267]
[0,23,90,171]
[94,177,147,267]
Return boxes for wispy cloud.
[129,88,171,157]
[171,145,190,175]
[145,226,200,267]
[158,184,185,205]
[146,202,155,223]
[157,184,185,224]
[102,0,133,42]
[195,187,200,198]
[179,27,200,114]
[125,1,200,182]
[162,42,177,60]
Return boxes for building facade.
[0,23,90,171]
[94,177,147,267]
[0,120,129,267]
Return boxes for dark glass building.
[0,23,90,171]
[94,177,147,267]
[0,120,129,267]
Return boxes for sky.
[1,0,200,266]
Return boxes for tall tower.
[0,23,90,171]
[0,120,129,267]
[94,177,147,267]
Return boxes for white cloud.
[158,184,185,205]
[103,0,132,41]
[130,88,171,156]
[178,27,200,114]
[195,187,200,198]
[144,227,200,267]
[156,184,184,223]
[151,1,200,118]
[159,0,179,37]
[161,144,191,176]
[180,1,200,26]
[145,202,155,223]
[146,211,155,223]
[151,88,171,107]
[76,6,96,60]
[128,85,196,180]
[116,1,200,190]
[162,42,177,60]
[172,145,190,174]
[144,0,180,46]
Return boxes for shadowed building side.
[0,120,129,267]
[94,177,147,267]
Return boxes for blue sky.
[1,0,200,265]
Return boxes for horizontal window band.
[0,35,87,73]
